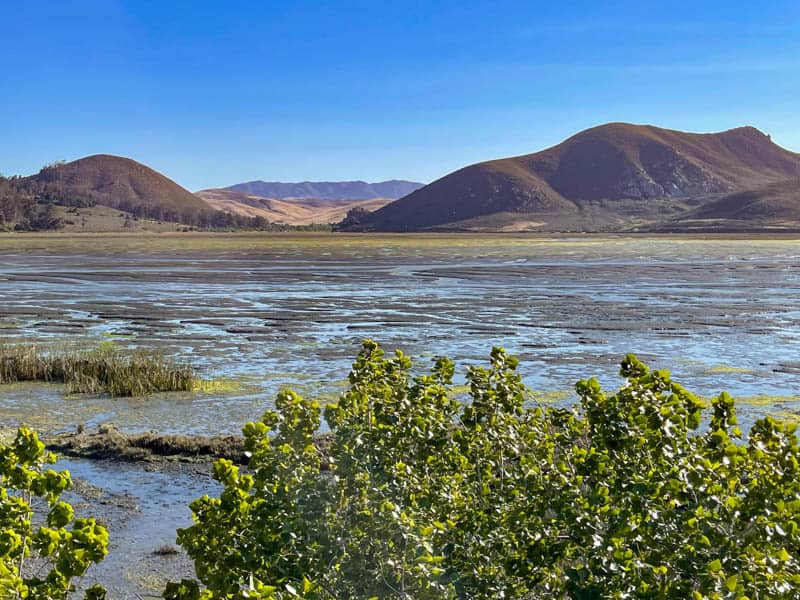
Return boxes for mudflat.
[3,231,800,597]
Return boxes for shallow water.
[2,234,800,432]
[2,233,800,596]
[59,457,219,597]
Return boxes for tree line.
[0,175,63,231]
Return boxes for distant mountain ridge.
[6,155,421,229]
[225,180,423,200]
[353,123,800,231]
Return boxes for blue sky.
[2,0,800,190]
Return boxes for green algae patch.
[770,409,800,424]
[448,384,472,397]
[706,364,754,374]
[527,389,573,404]
[731,394,800,407]
[195,377,259,394]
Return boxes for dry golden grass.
[197,188,392,225]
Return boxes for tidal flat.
[2,231,800,596]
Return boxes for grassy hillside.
[3,155,284,231]
[198,188,391,225]
[688,178,800,220]
[24,155,208,221]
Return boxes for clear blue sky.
[2,0,800,190]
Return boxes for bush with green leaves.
[167,341,800,599]
[0,428,108,599]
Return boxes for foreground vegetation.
[0,428,107,599]
[3,342,800,598]
[0,343,198,396]
[167,342,800,599]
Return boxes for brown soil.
[47,424,248,464]
[46,425,334,468]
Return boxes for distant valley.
[197,179,422,226]
[196,188,394,226]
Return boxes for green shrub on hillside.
[167,341,800,599]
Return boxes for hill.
[225,180,423,200]
[350,123,800,231]
[197,188,392,225]
[23,155,209,221]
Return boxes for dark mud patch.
[70,476,139,512]
[47,424,248,465]
[47,425,335,469]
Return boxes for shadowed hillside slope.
[687,178,800,220]
[354,123,800,231]
[643,178,800,232]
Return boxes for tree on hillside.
[0,176,36,229]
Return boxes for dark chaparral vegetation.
[0,175,64,231]
[3,342,800,599]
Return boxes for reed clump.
[0,343,199,396]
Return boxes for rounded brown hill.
[356,123,800,231]
[26,154,207,217]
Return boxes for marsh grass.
[0,343,199,396]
